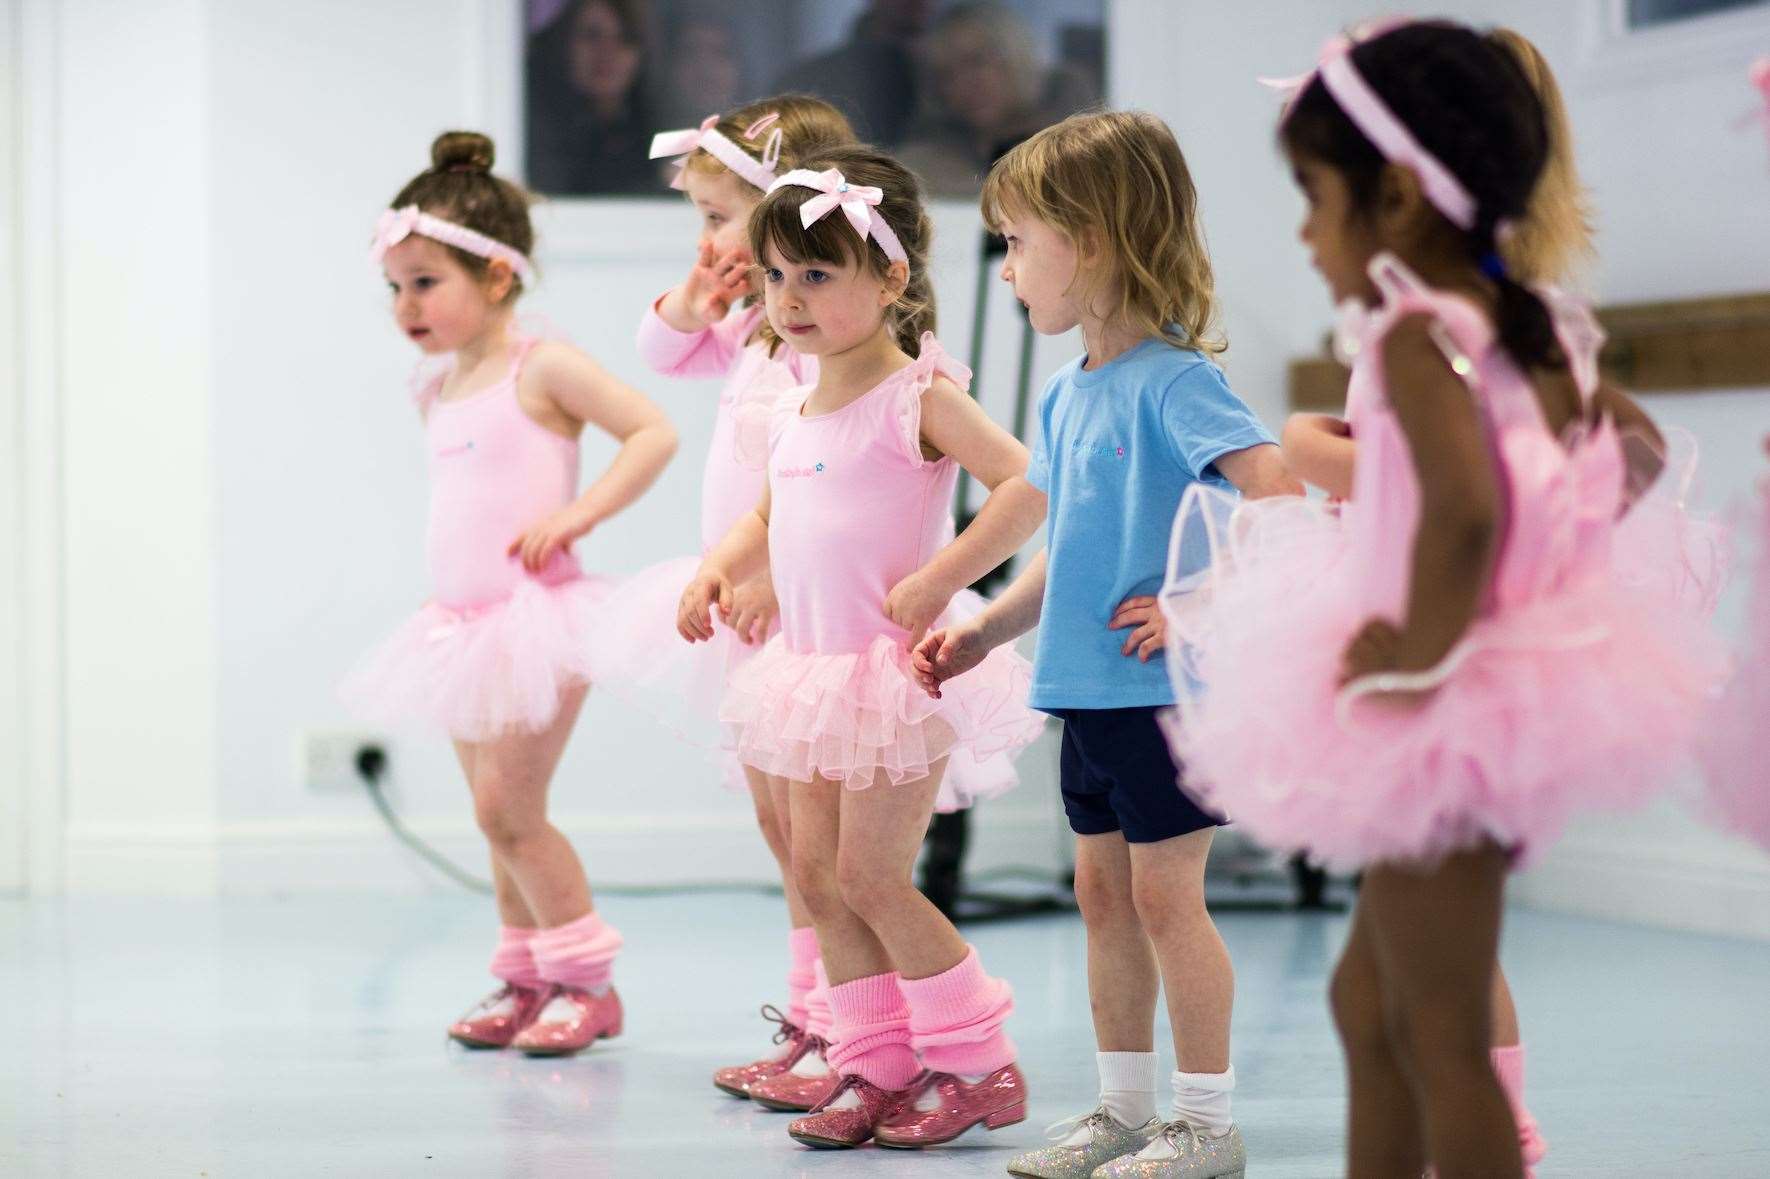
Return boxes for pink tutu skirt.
[1698,478,1770,851]
[589,554,768,791]
[721,590,1041,804]
[341,574,610,743]
[1161,488,1725,873]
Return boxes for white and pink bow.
[370,205,534,282]
[767,167,909,264]
[649,112,782,192]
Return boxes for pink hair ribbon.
[1261,18,1478,231]
[369,205,534,282]
[650,112,781,192]
[767,167,909,265]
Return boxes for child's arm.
[912,551,1046,698]
[510,343,679,571]
[679,486,772,642]
[638,244,755,378]
[1280,413,1356,498]
[1212,440,1305,499]
[1341,315,1499,687]
[883,377,1047,641]
[1594,382,1668,512]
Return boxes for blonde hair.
[749,144,935,357]
[982,110,1224,355]
[1489,27,1595,286]
[682,94,856,187]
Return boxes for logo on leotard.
[436,441,476,458]
[778,463,824,479]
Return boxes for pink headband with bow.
[649,112,783,192]
[1265,19,1479,232]
[370,205,534,282]
[767,167,909,265]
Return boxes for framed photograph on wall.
[522,0,1108,199]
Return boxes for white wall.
[1,0,25,894]
[14,0,1770,934]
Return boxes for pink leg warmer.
[786,926,819,1030]
[824,971,919,1091]
[488,925,543,989]
[804,957,834,1041]
[898,945,1017,1076]
[530,911,623,992]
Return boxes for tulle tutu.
[721,590,1042,801]
[1160,484,1726,873]
[590,556,760,743]
[341,575,611,743]
[1698,478,1770,851]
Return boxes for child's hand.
[723,574,777,645]
[1108,595,1167,663]
[1338,618,1404,686]
[682,241,752,327]
[884,568,957,646]
[508,507,593,572]
[678,570,732,643]
[912,623,989,699]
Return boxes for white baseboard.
[62,803,1068,898]
[1512,828,1770,942]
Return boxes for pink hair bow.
[794,168,886,237]
[1258,17,1411,115]
[769,167,909,264]
[370,205,534,282]
[649,112,781,192]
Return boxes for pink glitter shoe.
[748,1044,838,1112]
[713,1005,810,1098]
[787,1073,912,1149]
[447,983,547,1049]
[510,984,623,1057]
[874,1064,1028,1148]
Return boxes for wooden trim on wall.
[1288,289,1770,411]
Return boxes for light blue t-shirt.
[1026,338,1275,712]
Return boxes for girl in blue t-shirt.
[914,110,1298,1179]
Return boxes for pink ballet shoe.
[787,1073,913,1149]
[873,1064,1028,1148]
[510,984,622,1057]
[713,1005,810,1097]
[447,983,547,1049]
[748,1046,838,1112]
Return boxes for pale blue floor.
[3,893,1769,1178]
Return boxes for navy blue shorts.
[1050,707,1223,844]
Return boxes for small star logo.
[1115,446,1125,458]
[814,462,825,472]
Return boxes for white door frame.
[4,0,68,897]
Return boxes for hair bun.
[431,131,496,175]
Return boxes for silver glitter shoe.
[1005,1107,1160,1178]
[1091,1120,1245,1179]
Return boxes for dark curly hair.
[1280,21,1562,374]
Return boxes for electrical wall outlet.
[300,730,388,793]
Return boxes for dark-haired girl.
[1159,22,1722,1178]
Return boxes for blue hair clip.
[1479,251,1508,281]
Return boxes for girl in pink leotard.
[677,145,1047,1152]
[593,96,855,1098]
[342,131,677,1059]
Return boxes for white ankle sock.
[1098,1051,1159,1128]
[1171,1066,1235,1136]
